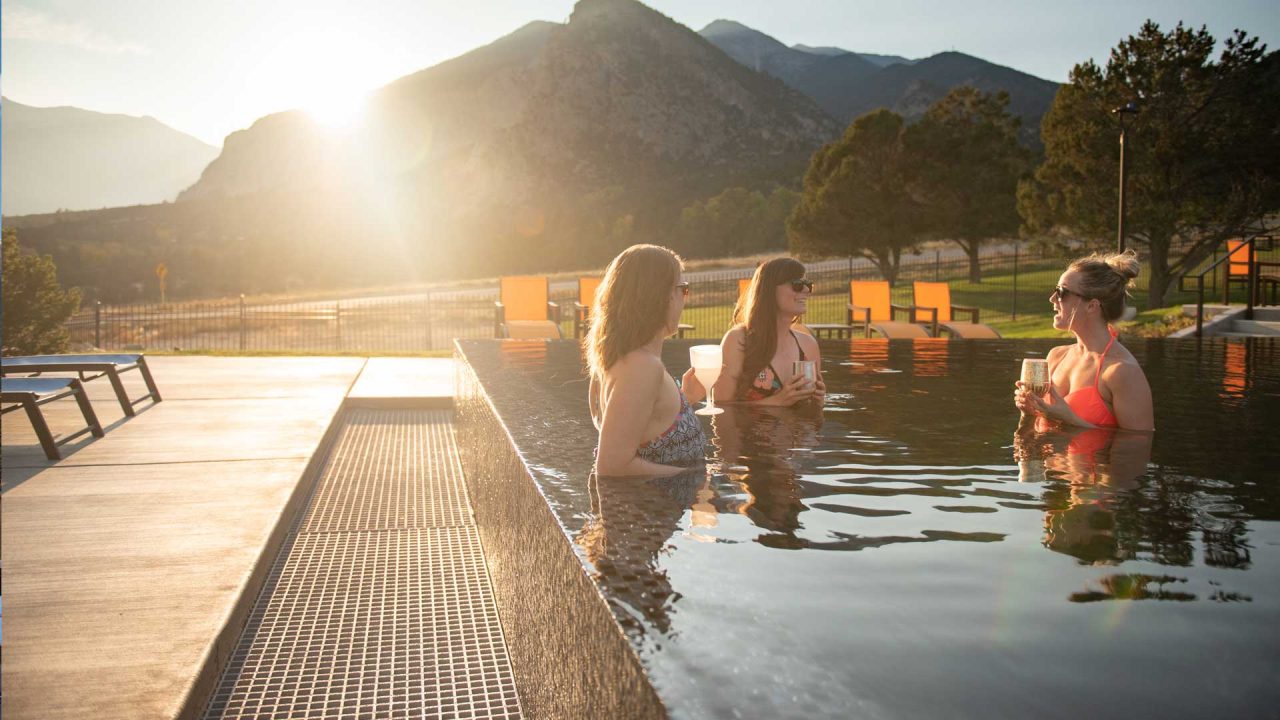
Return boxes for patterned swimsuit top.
[636,382,706,467]
[742,331,806,402]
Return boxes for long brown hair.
[735,257,805,398]
[585,244,683,385]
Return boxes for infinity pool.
[458,337,1280,719]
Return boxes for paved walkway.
[1,356,455,719]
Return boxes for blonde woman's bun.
[1103,249,1141,285]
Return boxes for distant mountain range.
[699,19,1059,144]
[1,97,219,216]
[9,0,1064,299]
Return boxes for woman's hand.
[763,374,815,407]
[680,367,706,405]
[812,374,826,406]
[1013,380,1041,416]
[1014,381,1088,427]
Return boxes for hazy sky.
[3,0,1276,146]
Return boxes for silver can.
[792,360,816,386]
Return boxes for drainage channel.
[202,408,523,719]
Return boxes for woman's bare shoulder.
[1102,352,1148,384]
[797,330,821,357]
[1046,344,1071,360]
[722,325,747,345]
[610,349,665,381]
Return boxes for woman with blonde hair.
[1014,250,1154,431]
[587,244,706,476]
[711,257,825,407]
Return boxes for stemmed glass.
[689,345,724,416]
[1020,358,1049,396]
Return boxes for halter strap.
[1093,327,1119,388]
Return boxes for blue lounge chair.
[1,353,161,416]
[1,377,105,460]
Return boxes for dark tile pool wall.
[453,342,665,720]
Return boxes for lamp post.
[1111,102,1139,253]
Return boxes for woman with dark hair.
[586,244,707,476]
[709,257,825,407]
[1014,250,1154,431]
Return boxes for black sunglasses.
[1052,285,1091,301]
[675,281,691,298]
[785,279,814,293]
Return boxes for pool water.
[459,338,1280,719]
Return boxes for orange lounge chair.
[849,281,929,338]
[574,276,602,339]
[910,281,1001,338]
[495,276,561,339]
[1223,239,1250,304]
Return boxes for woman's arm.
[596,357,689,477]
[799,332,825,406]
[1105,362,1155,432]
[712,327,745,403]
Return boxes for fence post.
[1012,244,1019,321]
[336,301,342,351]
[934,251,940,282]
[94,301,102,348]
[425,292,434,351]
[239,294,246,351]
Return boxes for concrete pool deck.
[1,356,454,719]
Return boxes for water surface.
[460,338,1280,719]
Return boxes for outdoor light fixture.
[1111,102,1139,253]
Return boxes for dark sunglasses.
[785,279,814,293]
[675,282,691,298]
[1052,285,1091,301]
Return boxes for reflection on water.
[461,337,1280,718]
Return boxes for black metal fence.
[64,242,1275,353]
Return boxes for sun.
[303,85,369,130]
[267,26,379,130]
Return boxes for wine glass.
[689,344,724,416]
[1021,358,1049,396]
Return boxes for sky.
[3,0,1277,147]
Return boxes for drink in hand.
[1021,358,1049,396]
[689,345,724,416]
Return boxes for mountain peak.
[700,19,756,37]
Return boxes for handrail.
[1181,234,1276,336]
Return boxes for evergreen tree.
[907,87,1033,283]
[3,229,82,355]
[1019,22,1280,305]
[787,109,919,284]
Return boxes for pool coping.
[453,340,667,720]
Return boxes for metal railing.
[62,244,1066,353]
[1178,235,1278,336]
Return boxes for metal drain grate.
[204,410,521,720]
[302,410,471,533]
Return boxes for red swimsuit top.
[1062,328,1120,428]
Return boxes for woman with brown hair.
[1014,250,1154,431]
[587,244,707,476]
[710,257,825,407]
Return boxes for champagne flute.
[1021,358,1049,396]
[689,345,724,416]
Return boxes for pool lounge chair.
[495,276,562,339]
[1,353,162,416]
[911,282,1001,339]
[2,377,105,460]
[849,281,930,339]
